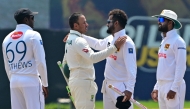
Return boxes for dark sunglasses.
[107,20,112,24]
[158,17,165,23]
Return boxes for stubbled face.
[107,15,115,34]
[158,17,169,32]
[76,15,88,34]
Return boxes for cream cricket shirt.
[154,29,186,92]
[83,29,137,93]
[65,30,117,81]
[2,24,48,87]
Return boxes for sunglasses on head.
[158,17,165,23]
[107,20,112,24]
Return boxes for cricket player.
[2,8,48,109]
[63,12,126,109]
[82,9,137,109]
[151,9,186,109]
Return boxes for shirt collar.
[161,29,178,40]
[113,29,126,39]
[16,24,33,30]
[70,30,83,37]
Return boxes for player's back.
[2,24,39,75]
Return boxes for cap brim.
[30,12,38,15]
[151,15,182,29]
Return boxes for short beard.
[158,25,168,32]
[107,26,114,34]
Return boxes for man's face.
[76,15,88,34]
[158,17,169,32]
[107,15,115,34]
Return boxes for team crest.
[164,44,170,50]
[128,48,133,53]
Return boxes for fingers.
[63,35,69,42]
[167,94,175,100]
[151,90,158,102]
[42,87,49,98]
[122,95,128,102]
[166,90,176,100]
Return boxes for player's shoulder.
[125,35,135,45]
[2,31,15,44]
[174,35,186,45]
[75,37,87,44]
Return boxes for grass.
[45,100,190,109]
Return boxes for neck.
[112,28,123,37]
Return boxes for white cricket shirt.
[65,30,117,81]
[2,24,48,87]
[154,29,186,92]
[83,29,137,93]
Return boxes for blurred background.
[0,0,190,108]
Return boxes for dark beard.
[107,29,111,34]
[107,25,114,34]
[158,25,168,32]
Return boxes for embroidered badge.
[128,48,133,53]
[164,44,170,50]
[66,40,72,45]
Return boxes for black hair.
[108,9,128,28]
[15,15,30,24]
[69,12,83,29]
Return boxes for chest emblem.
[164,44,170,50]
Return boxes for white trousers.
[10,74,44,109]
[157,80,186,109]
[69,79,98,109]
[102,80,133,109]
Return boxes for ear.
[114,21,119,26]
[23,17,28,23]
[74,23,78,29]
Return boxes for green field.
[45,100,190,109]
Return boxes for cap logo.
[11,31,23,39]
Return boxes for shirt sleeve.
[82,34,108,50]
[123,41,137,93]
[75,37,117,63]
[32,32,48,87]
[2,45,11,81]
[171,39,186,92]
[153,81,158,90]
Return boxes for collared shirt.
[65,30,117,81]
[2,24,48,87]
[154,29,186,92]
[83,29,137,93]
